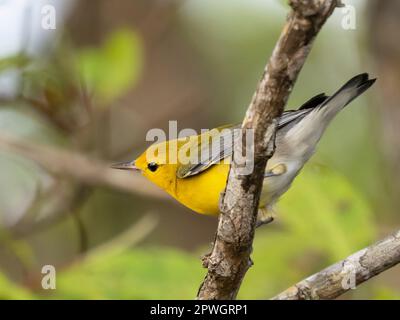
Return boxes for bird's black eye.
[147,162,158,172]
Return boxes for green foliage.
[0,54,30,73]
[373,287,400,300]
[0,273,35,300]
[280,164,376,259]
[75,29,143,105]
[53,248,203,299]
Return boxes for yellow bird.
[112,74,375,225]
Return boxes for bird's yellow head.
[134,143,179,192]
[112,140,182,193]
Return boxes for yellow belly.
[173,163,230,215]
[170,163,270,215]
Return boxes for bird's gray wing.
[176,124,240,178]
[278,93,329,129]
[177,93,328,179]
[278,109,311,128]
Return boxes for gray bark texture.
[273,229,400,300]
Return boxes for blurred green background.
[0,0,399,300]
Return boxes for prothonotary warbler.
[112,74,375,225]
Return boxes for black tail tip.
[342,73,377,92]
[357,76,376,94]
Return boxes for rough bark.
[273,229,400,300]
[197,0,340,300]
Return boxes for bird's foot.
[256,207,276,228]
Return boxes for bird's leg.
[256,207,276,228]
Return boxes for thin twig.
[0,133,167,199]
[197,0,340,300]
[273,229,400,300]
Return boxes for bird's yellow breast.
[172,163,230,215]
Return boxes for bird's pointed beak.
[111,160,139,171]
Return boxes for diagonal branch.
[0,134,167,199]
[197,0,340,300]
[273,229,400,300]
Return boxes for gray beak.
[110,160,139,171]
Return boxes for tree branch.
[273,229,400,300]
[0,134,167,199]
[197,0,340,300]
